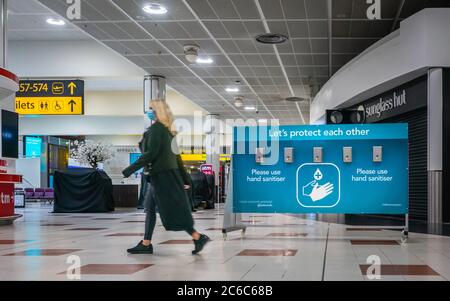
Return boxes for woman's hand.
[184,185,190,190]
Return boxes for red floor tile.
[0,240,32,244]
[359,264,440,276]
[267,232,308,237]
[3,249,81,256]
[237,249,297,256]
[66,228,108,231]
[351,240,399,245]
[60,264,153,275]
[105,233,145,237]
[159,240,193,245]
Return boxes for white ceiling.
[8,0,448,124]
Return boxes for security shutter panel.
[381,107,428,221]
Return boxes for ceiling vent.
[285,97,309,104]
[255,33,288,44]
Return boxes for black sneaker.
[192,234,210,255]
[127,241,153,254]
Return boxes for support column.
[205,114,221,200]
[427,68,443,226]
[0,0,7,68]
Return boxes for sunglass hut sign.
[364,90,407,120]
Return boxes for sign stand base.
[221,161,246,240]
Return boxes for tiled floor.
[0,204,449,281]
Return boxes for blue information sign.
[232,124,408,214]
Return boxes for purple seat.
[33,188,45,199]
[24,188,34,199]
[43,188,54,199]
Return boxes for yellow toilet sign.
[15,80,84,115]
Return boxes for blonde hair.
[149,99,176,134]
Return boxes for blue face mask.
[146,109,156,121]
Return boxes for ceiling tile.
[309,20,328,38]
[231,0,260,19]
[178,21,210,39]
[259,0,284,19]
[208,0,240,19]
[281,0,307,19]
[305,0,328,19]
[203,21,231,38]
[186,0,217,19]
[287,21,309,38]
[309,39,327,53]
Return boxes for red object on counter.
[0,174,22,183]
[0,183,14,217]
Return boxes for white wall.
[16,158,41,188]
[7,40,146,78]
[85,89,206,116]
[86,135,142,146]
[311,8,450,123]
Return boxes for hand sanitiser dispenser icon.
[296,163,341,208]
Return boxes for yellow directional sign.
[15,97,83,115]
[15,80,84,115]
[68,82,77,95]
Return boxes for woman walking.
[122,99,210,255]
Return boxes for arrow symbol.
[68,99,76,112]
[68,82,77,95]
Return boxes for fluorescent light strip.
[46,18,65,26]
[226,87,239,92]
[196,57,213,64]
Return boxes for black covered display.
[190,172,215,209]
[53,168,114,213]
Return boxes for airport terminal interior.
[1,0,450,282]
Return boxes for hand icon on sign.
[302,180,334,202]
[297,163,340,208]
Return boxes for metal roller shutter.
[381,107,428,221]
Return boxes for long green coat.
[122,121,194,231]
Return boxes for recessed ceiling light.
[196,57,213,64]
[226,87,239,93]
[46,18,65,26]
[143,3,168,15]
[244,106,256,111]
